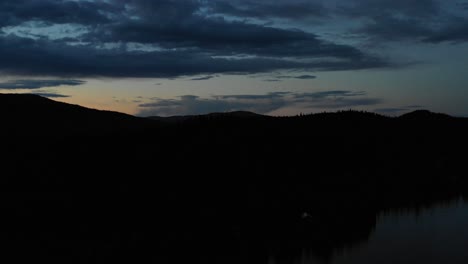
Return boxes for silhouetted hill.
[1,94,468,264]
[399,109,452,120]
[147,110,266,123]
[0,93,154,136]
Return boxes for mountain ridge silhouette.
[0,93,155,135]
[1,93,461,126]
[1,93,468,264]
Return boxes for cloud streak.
[0,34,390,78]
[335,0,468,43]
[0,0,111,27]
[276,75,317,80]
[374,105,424,115]
[138,90,382,116]
[190,76,216,81]
[0,79,85,89]
[207,0,327,20]
[30,92,70,98]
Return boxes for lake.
[277,198,468,264]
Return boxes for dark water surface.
[274,198,468,264]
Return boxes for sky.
[0,0,467,117]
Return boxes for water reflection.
[289,198,468,264]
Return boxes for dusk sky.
[0,0,467,116]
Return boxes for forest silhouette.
[1,93,467,263]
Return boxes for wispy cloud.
[277,75,317,80]
[30,92,71,98]
[190,76,217,81]
[138,90,382,116]
[375,105,424,115]
[0,79,85,90]
[262,74,317,82]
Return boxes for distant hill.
[147,108,462,124]
[147,110,267,123]
[398,109,452,120]
[0,93,154,135]
[0,93,459,127]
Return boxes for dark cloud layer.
[0,79,85,89]
[209,0,468,44]
[277,75,317,80]
[0,0,465,78]
[0,0,111,27]
[207,0,327,20]
[0,0,392,78]
[263,75,317,82]
[31,92,70,98]
[336,0,468,43]
[0,34,389,77]
[423,18,468,43]
[190,76,216,81]
[138,90,382,116]
[375,105,424,115]
[338,0,440,18]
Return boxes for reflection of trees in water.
[297,197,468,264]
[269,193,464,264]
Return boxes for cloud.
[87,10,380,62]
[208,0,468,45]
[263,74,316,82]
[30,92,70,98]
[216,92,291,100]
[374,108,408,114]
[190,76,216,81]
[206,0,327,20]
[138,95,284,116]
[334,0,439,42]
[310,97,383,109]
[334,0,468,43]
[0,34,389,78]
[374,105,424,115]
[0,0,111,27]
[356,15,435,42]
[293,91,382,109]
[97,17,368,59]
[406,105,424,109]
[276,75,317,80]
[337,0,440,18]
[0,0,465,79]
[137,90,382,116]
[294,75,317,80]
[423,18,468,43]
[0,79,85,89]
[0,0,392,78]
[294,90,366,99]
